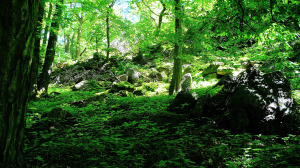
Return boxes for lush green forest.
[1,0,300,167]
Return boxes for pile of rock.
[202,67,300,135]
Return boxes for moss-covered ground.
[25,82,300,168]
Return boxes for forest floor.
[25,49,300,168]
[25,85,300,168]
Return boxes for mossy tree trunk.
[31,0,46,99]
[169,0,183,95]
[0,0,40,167]
[38,0,63,92]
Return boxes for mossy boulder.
[110,81,135,93]
[203,62,223,76]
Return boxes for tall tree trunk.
[106,1,115,62]
[70,32,76,59]
[41,2,53,55]
[169,0,183,95]
[38,0,63,93]
[154,0,166,37]
[96,36,99,53]
[64,34,70,53]
[0,0,40,167]
[31,0,46,99]
[75,16,84,59]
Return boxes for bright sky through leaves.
[114,0,140,23]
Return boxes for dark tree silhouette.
[0,0,40,167]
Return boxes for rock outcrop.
[202,67,300,135]
[168,73,196,114]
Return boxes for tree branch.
[238,0,244,32]
[141,0,159,16]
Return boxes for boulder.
[148,68,159,81]
[70,100,86,108]
[168,91,197,115]
[180,73,193,92]
[157,71,167,81]
[119,74,128,82]
[72,80,88,91]
[110,81,135,93]
[117,90,128,97]
[203,62,224,77]
[202,67,300,135]
[126,68,140,83]
[71,80,102,91]
[133,89,144,96]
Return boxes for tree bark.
[38,0,63,92]
[106,1,116,61]
[31,0,46,99]
[169,0,183,95]
[41,2,53,55]
[75,15,84,59]
[154,0,166,37]
[0,0,40,167]
[70,32,76,58]
[64,34,70,53]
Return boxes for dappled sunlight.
[3,0,298,167]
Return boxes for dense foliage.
[22,0,300,167]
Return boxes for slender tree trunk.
[31,0,46,99]
[64,34,70,53]
[75,16,84,59]
[106,11,110,61]
[106,1,115,61]
[96,36,99,53]
[41,2,53,55]
[169,0,183,95]
[38,0,63,93]
[154,0,166,37]
[0,0,40,167]
[70,32,76,59]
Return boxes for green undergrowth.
[25,85,300,168]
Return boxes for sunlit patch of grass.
[48,84,72,93]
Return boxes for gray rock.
[72,80,88,91]
[148,68,159,81]
[180,73,193,92]
[126,68,140,83]
[157,71,167,81]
